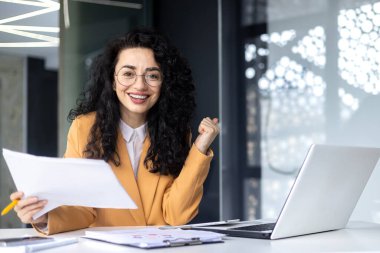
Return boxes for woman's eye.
[146,73,161,80]
[122,71,135,78]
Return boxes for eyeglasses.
[115,67,163,87]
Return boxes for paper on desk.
[84,228,225,248]
[2,148,137,219]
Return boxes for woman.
[10,28,219,235]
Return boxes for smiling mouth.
[129,93,148,99]
[128,93,149,103]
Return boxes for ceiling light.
[0,0,59,48]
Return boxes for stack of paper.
[84,228,225,249]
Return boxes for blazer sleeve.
[34,116,97,235]
[162,144,213,225]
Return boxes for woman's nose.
[133,75,148,89]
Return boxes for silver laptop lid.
[271,144,380,239]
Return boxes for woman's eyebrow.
[120,65,136,70]
[119,65,160,71]
[146,67,161,71]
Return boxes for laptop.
[193,144,380,239]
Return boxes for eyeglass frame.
[114,66,164,87]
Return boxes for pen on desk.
[24,238,78,253]
[159,219,241,230]
[1,199,19,216]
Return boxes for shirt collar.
[119,120,147,143]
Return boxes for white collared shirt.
[119,120,147,178]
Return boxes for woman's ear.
[113,82,116,91]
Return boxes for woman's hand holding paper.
[11,191,48,225]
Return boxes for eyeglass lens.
[116,67,162,87]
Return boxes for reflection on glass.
[260,30,296,47]
[338,3,380,95]
[292,26,325,67]
[244,0,380,220]
[244,178,260,220]
[254,55,326,174]
[338,88,359,120]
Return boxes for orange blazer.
[35,112,213,235]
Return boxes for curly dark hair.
[68,28,196,177]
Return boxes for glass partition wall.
[58,0,152,154]
[222,0,380,223]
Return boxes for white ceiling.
[0,0,59,69]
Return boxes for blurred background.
[1,0,380,228]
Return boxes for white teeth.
[129,94,147,99]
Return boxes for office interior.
[0,0,380,229]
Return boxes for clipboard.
[83,228,225,249]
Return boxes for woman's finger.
[17,200,47,223]
[198,117,220,131]
[10,191,23,201]
[199,120,219,134]
[15,197,39,212]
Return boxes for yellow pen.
[1,199,19,216]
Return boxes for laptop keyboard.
[231,222,276,231]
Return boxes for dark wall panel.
[154,0,220,222]
[27,58,58,157]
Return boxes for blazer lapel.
[111,131,146,225]
[137,137,160,221]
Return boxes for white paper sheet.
[2,148,137,219]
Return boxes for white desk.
[1,222,380,252]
